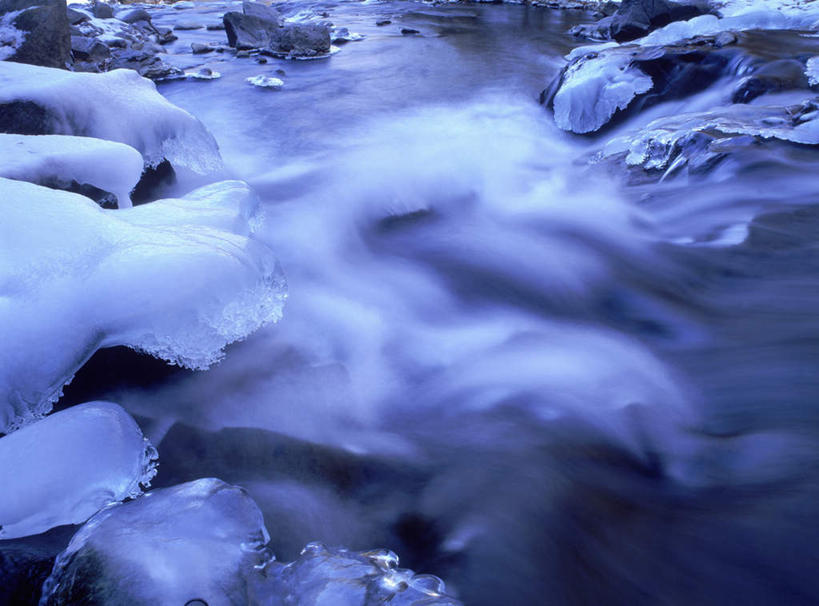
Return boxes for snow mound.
[0,178,286,433]
[41,478,270,605]
[0,133,143,208]
[0,401,157,540]
[0,61,222,174]
[553,48,653,134]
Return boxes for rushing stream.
[16,0,819,603]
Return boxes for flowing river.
[57,1,819,603]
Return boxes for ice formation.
[604,99,819,172]
[0,402,157,540]
[0,61,222,174]
[40,479,270,605]
[552,48,653,134]
[806,56,819,86]
[0,133,143,208]
[261,543,462,606]
[0,177,285,433]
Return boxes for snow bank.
[41,478,270,605]
[0,61,222,174]
[0,401,157,540]
[0,178,286,433]
[553,48,653,134]
[0,133,143,208]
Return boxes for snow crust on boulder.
[0,133,143,207]
[640,2,819,46]
[0,401,157,540]
[806,55,819,86]
[553,47,653,134]
[0,178,286,433]
[0,61,222,174]
[41,478,270,605]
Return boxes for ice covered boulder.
[40,478,271,605]
[547,42,733,133]
[0,0,70,68]
[0,178,285,432]
[550,46,653,134]
[602,97,819,176]
[0,61,221,175]
[260,543,462,606]
[0,133,143,207]
[0,402,157,540]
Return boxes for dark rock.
[130,159,177,205]
[268,22,331,57]
[0,101,55,135]
[65,6,87,24]
[0,0,71,68]
[223,1,330,57]
[255,55,267,63]
[223,11,278,50]
[191,42,212,54]
[401,27,420,35]
[241,0,280,23]
[117,7,151,24]
[90,1,112,19]
[275,68,285,75]
[571,0,711,42]
[155,27,177,44]
[376,19,391,26]
[70,35,110,62]
[0,526,76,606]
[206,22,225,30]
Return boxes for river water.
[70,1,819,603]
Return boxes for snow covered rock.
[0,133,143,207]
[0,178,285,432]
[247,74,284,88]
[260,543,462,606]
[0,402,157,540]
[40,478,271,605]
[0,61,221,174]
[0,0,70,68]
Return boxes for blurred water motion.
[62,2,819,603]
